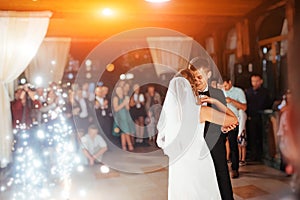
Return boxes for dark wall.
[288,0,300,102]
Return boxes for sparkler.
[1,86,80,200]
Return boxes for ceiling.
[1,0,272,41]
[2,0,285,61]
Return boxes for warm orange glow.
[145,0,170,3]
[102,8,114,16]
[1,0,268,39]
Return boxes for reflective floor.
[0,142,294,200]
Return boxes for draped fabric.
[205,36,219,75]
[226,28,237,50]
[147,37,193,77]
[228,54,236,83]
[236,22,243,59]
[205,36,215,55]
[226,28,237,82]
[0,11,51,168]
[25,37,71,87]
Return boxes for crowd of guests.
[10,71,291,171]
[208,73,293,178]
[10,80,164,166]
[111,81,162,151]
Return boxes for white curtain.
[0,11,51,168]
[205,36,215,55]
[147,37,193,77]
[226,28,237,82]
[226,28,237,50]
[25,37,71,88]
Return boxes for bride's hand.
[221,123,239,133]
[199,96,215,104]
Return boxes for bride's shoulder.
[170,77,190,87]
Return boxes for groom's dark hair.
[188,57,210,71]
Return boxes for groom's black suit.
[204,86,234,200]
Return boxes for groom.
[189,58,234,200]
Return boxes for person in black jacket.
[245,74,272,161]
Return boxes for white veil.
[157,76,209,163]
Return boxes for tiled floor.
[231,163,292,200]
[0,142,295,200]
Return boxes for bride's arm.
[199,97,238,127]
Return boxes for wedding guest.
[95,86,113,137]
[81,124,107,166]
[145,108,156,142]
[11,88,31,128]
[245,74,272,161]
[112,87,135,151]
[222,76,247,176]
[145,85,162,141]
[75,89,93,132]
[130,84,146,143]
[277,90,292,175]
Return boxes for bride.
[156,69,237,200]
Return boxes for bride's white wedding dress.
[157,77,221,200]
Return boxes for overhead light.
[145,0,170,3]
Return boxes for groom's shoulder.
[209,86,226,105]
[209,86,224,96]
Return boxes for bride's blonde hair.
[176,68,198,96]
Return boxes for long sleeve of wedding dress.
[157,77,221,200]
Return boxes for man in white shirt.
[81,124,107,166]
[223,77,247,178]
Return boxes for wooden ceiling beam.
[247,0,287,18]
